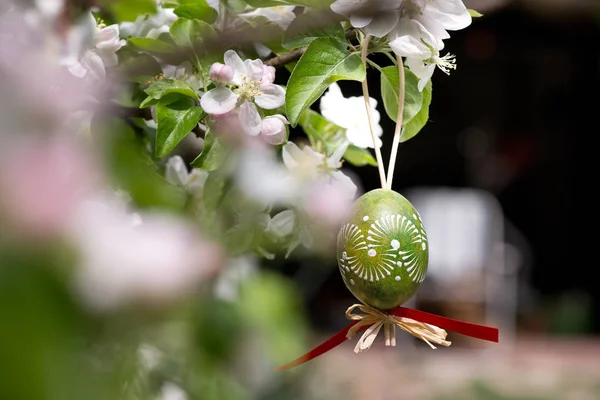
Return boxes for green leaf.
[191,130,226,171]
[100,0,156,22]
[343,145,377,167]
[380,66,423,124]
[173,0,218,23]
[202,171,228,213]
[169,17,215,48]
[155,98,204,158]
[468,9,484,17]
[128,37,176,56]
[282,10,346,49]
[400,79,432,142]
[285,38,365,127]
[141,79,199,108]
[297,109,345,152]
[116,51,163,83]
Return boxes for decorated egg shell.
[336,189,429,310]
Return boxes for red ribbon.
[278,306,499,371]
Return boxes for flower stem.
[385,54,405,190]
[360,34,387,190]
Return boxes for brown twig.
[264,47,307,67]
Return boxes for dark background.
[281,0,597,335]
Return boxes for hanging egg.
[336,189,429,310]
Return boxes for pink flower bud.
[209,62,234,84]
[261,65,276,84]
[261,115,289,145]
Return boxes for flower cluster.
[201,50,288,145]
[331,0,472,90]
[64,13,126,82]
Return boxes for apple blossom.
[239,6,297,29]
[282,141,357,200]
[120,0,178,39]
[330,0,471,90]
[406,51,457,91]
[165,155,208,197]
[201,50,286,139]
[64,13,126,81]
[209,62,235,84]
[162,61,203,92]
[319,82,383,149]
[331,0,471,55]
[261,115,289,145]
[69,194,225,311]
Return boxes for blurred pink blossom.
[0,138,102,238]
[68,195,225,311]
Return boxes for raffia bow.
[345,304,451,353]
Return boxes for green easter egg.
[336,189,429,310]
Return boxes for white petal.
[330,0,363,17]
[224,50,247,85]
[426,0,472,30]
[261,115,288,145]
[327,141,349,168]
[165,156,189,187]
[268,210,296,237]
[281,142,302,170]
[406,58,436,92]
[364,11,399,37]
[350,14,373,28]
[389,33,430,59]
[95,25,121,50]
[418,15,450,50]
[200,87,239,115]
[80,51,106,81]
[319,83,348,128]
[331,170,358,199]
[238,101,262,136]
[98,50,119,68]
[346,126,381,149]
[244,59,264,82]
[255,83,285,109]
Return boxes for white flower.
[319,82,382,149]
[331,0,471,58]
[282,141,357,200]
[235,147,300,206]
[65,13,126,80]
[162,61,203,92]
[331,0,402,37]
[406,51,456,91]
[209,62,234,84]
[200,50,285,138]
[165,155,208,197]
[120,1,177,39]
[261,115,289,145]
[240,6,297,29]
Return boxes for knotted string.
[277,303,498,371]
[345,304,451,352]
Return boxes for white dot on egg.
[391,239,400,249]
[342,251,347,259]
[395,276,401,281]
[363,215,369,221]
[422,243,427,250]
[350,279,355,285]
[368,249,376,257]
[396,261,403,267]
